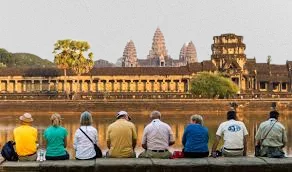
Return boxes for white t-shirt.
[216,119,248,149]
[74,126,98,159]
[142,119,175,150]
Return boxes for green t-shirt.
[44,126,68,157]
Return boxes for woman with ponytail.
[44,113,69,160]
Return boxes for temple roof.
[244,58,256,75]
[201,60,217,71]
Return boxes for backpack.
[1,141,18,161]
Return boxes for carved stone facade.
[122,28,198,67]
[211,33,291,94]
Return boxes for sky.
[0,0,291,64]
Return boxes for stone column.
[89,80,93,92]
[31,80,34,92]
[0,80,2,91]
[39,80,43,91]
[130,80,135,92]
[23,80,26,92]
[14,80,18,92]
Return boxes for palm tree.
[53,40,94,99]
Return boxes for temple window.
[272,82,279,91]
[174,80,179,92]
[142,80,147,91]
[150,80,155,92]
[102,80,106,91]
[259,82,267,90]
[126,80,130,92]
[158,80,163,91]
[109,80,114,92]
[282,83,287,90]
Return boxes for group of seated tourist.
[9,109,287,161]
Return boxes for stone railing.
[1,92,292,100]
[1,157,292,172]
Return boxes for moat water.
[0,111,292,157]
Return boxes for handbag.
[171,151,184,159]
[255,120,277,157]
[79,128,103,158]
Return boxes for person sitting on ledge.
[182,114,209,158]
[44,113,69,160]
[106,111,137,158]
[13,113,38,161]
[74,111,99,160]
[138,111,175,159]
[211,110,248,157]
[255,110,287,158]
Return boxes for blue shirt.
[44,126,68,157]
[182,124,209,152]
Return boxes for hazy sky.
[0,0,291,64]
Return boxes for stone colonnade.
[0,75,190,93]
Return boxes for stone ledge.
[0,157,291,172]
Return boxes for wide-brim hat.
[19,113,34,123]
[116,111,131,121]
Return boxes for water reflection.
[0,111,292,157]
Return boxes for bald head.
[150,111,161,120]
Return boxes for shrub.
[190,72,239,98]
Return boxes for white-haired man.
[139,111,175,159]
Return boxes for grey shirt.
[255,118,287,147]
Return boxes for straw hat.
[19,113,34,123]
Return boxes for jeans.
[183,151,209,158]
[46,152,70,160]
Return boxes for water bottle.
[37,150,41,161]
[40,149,46,161]
[40,149,44,161]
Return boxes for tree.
[190,72,239,98]
[53,39,94,95]
[0,48,14,67]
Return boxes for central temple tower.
[147,28,169,66]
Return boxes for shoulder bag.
[79,128,102,158]
[255,120,277,157]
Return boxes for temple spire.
[185,41,197,63]
[148,27,168,59]
[122,40,138,67]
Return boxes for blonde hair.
[80,111,93,126]
[190,114,203,125]
[50,113,62,126]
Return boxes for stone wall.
[0,99,291,113]
[1,157,292,172]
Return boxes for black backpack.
[1,141,18,161]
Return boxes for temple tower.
[148,27,168,60]
[122,40,138,67]
[179,41,197,65]
[185,41,197,64]
[179,43,188,62]
[211,33,246,71]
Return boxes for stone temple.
[122,28,198,67]
[0,33,291,96]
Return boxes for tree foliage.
[0,48,54,67]
[53,39,94,76]
[190,72,239,98]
